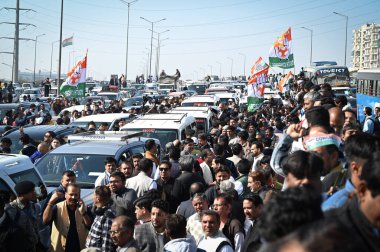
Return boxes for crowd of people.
[1,72,380,252]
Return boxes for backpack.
[366,117,380,134]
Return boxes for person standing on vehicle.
[6,82,14,103]
[43,78,51,97]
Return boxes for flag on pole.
[62,36,73,47]
[269,27,294,69]
[60,51,87,98]
[247,57,269,112]
[277,71,293,93]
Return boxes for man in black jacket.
[171,155,206,210]
[109,172,137,219]
[155,161,176,213]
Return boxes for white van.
[0,154,46,200]
[121,113,195,148]
[168,107,213,133]
[181,95,220,107]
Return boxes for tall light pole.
[216,61,222,79]
[50,40,59,79]
[238,53,246,77]
[301,27,313,65]
[140,16,166,78]
[333,12,348,66]
[120,0,138,82]
[200,67,206,79]
[33,33,45,83]
[227,57,233,78]
[150,29,169,79]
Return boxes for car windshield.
[124,98,143,107]
[70,121,107,129]
[182,102,213,107]
[98,94,117,100]
[9,169,46,198]
[124,129,177,148]
[24,90,39,94]
[36,154,110,188]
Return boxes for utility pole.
[1,2,35,84]
[34,33,45,83]
[333,12,349,66]
[120,0,138,82]
[140,17,166,78]
[58,0,64,95]
[50,40,59,79]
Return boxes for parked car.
[19,88,42,102]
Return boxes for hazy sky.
[1,0,380,81]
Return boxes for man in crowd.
[86,185,116,251]
[164,214,197,252]
[144,139,160,176]
[155,160,176,213]
[213,193,244,251]
[125,158,157,197]
[134,199,170,252]
[241,193,263,252]
[172,155,206,208]
[6,181,40,251]
[197,210,233,252]
[326,152,380,251]
[95,157,118,187]
[109,171,137,217]
[176,182,205,219]
[111,215,140,252]
[187,193,209,243]
[43,184,91,251]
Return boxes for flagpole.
[57,0,64,96]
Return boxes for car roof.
[3,125,77,138]
[51,140,133,155]
[182,95,218,102]
[122,113,195,129]
[72,113,132,123]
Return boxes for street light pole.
[150,29,169,79]
[216,61,222,79]
[333,12,348,66]
[33,33,45,83]
[50,40,59,79]
[140,16,166,79]
[227,57,233,78]
[121,0,138,82]
[301,27,313,65]
[238,53,246,77]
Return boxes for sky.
[1,0,380,81]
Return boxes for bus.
[356,69,380,122]
[303,64,350,87]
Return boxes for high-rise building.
[352,23,380,69]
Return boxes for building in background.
[352,23,380,69]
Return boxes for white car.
[19,88,42,102]
[69,113,134,130]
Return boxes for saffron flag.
[247,57,269,112]
[60,51,87,98]
[278,71,293,93]
[247,57,269,98]
[269,27,294,69]
[62,36,73,47]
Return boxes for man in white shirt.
[125,158,157,197]
[95,157,117,187]
[197,210,233,252]
[251,142,264,172]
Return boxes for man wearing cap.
[303,133,343,192]
[6,180,40,251]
